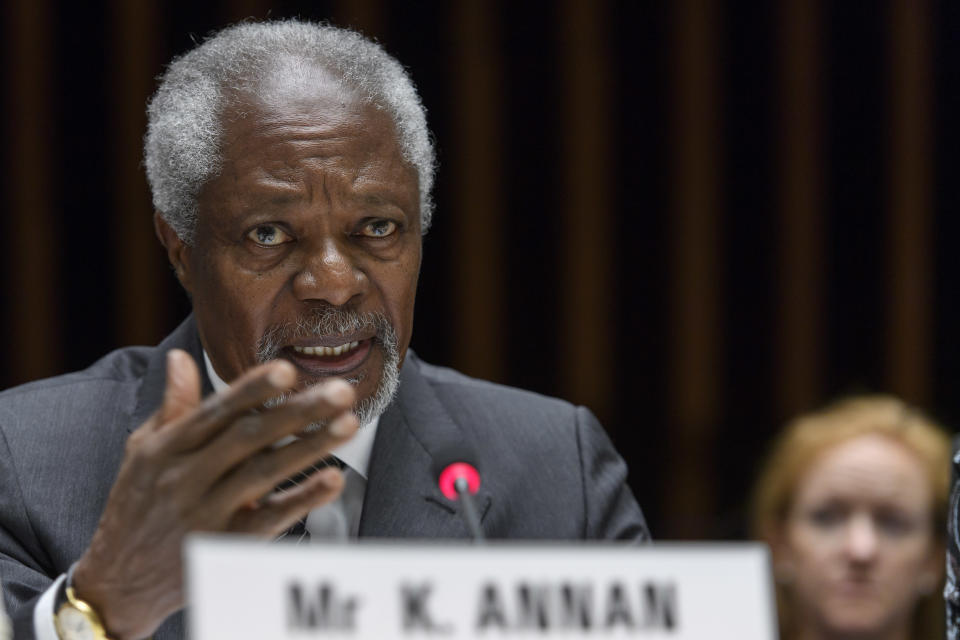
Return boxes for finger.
[159,359,298,452]
[126,350,203,457]
[204,409,359,514]
[157,349,202,427]
[227,467,345,537]
[191,378,357,484]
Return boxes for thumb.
[159,348,201,425]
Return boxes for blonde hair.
[750,395,952,640]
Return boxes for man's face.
[165,76,422,413]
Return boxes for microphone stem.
[454,476,485,542]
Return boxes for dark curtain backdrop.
[2,0,958,539]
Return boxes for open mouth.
[292,341,361,357]
[282,337,375,377]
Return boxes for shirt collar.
[202,351,378,479]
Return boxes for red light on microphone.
[437,462,481,500]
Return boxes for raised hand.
[71,349,358,639]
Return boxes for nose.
[844,513,879,563]
[291,238,367,306]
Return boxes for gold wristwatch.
[54,585,113,640]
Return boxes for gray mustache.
[255,307,397,363]
[254,306,403,428]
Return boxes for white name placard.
[186,537,777,639]
[0,578,11,640]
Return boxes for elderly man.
[0,20,649,640]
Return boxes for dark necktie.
[275,456,345,544]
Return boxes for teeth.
[292,341,362,357]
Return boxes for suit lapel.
[127,314,213,433]
[359,353,491,538]
[122,316,206,639]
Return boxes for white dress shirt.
[34,352,376,639]
[203,352,377,539]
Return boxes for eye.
[246,224,293,247]
[357,219,398,239]
[874,510,917,537]
[808,505,846,529]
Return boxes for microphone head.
[437,462,481,500]
[432,441,481,500]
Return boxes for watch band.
[53,563,78,612]
[54,564,114,640]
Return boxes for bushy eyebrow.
[228,189,410,225]
[355,193,404,210]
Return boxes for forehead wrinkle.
[252,162,302,186]
[247,150,343,191]
[248,107,370,152]
[233,120,366,174]
[350,147,418,200]
[218,96,417,219]
[309,168,331,207]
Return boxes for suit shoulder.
[413,358,579,426]
[0,345,151,418]
[0,345,151,397]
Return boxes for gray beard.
[255,306,401,430]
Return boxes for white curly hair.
[144,20,436,243]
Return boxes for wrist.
[69,559,136,640]
[54,564,115,640]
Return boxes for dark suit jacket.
[0,316,649,639]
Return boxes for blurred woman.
[751,395,951,640]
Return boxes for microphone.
[433,443,485,542]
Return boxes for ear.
[154,212,194,294]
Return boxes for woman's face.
[778,434,939,637]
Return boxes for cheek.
[191,254,292,358]
[781,525,841,597]
[195,248,287,303]
[864,539,936,618]
[371,248,420,322]
[881,535,937,578]
[786,523,837,566]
